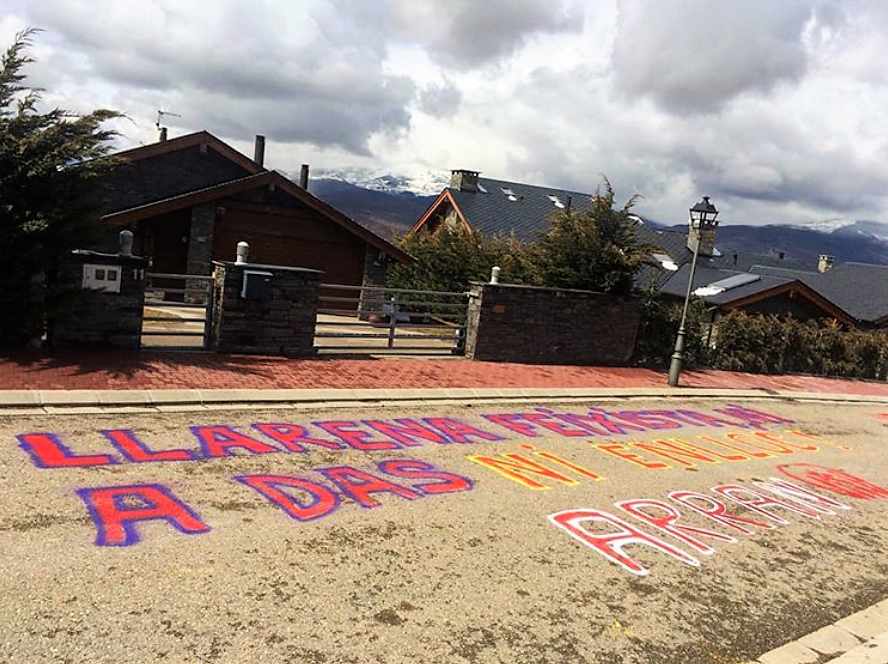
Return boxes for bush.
[387,227,537,293]
[634,289,712,369]
[708,310,888,380]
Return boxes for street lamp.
[667,196,719,386]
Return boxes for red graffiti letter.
[102,429,194,463]
[753,478,850,514]
[616,498,736,555]
[777,464,888,501]
[318,466,421,508]
[668,491,772,535]
[377,459,474,495]
[712,483,821,524]
[548,508,699,576]
[17,432,117,469]
[235,475,339,521]
[192,425,279,458]
[76,484,209,546]
[423,418,504,444]
[252,423,343,452]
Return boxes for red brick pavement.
[1,351,887,396]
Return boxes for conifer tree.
[0,29,120,347]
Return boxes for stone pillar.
[358,245,388,321]
[185,203,216,304]
[465,282,642,365]
[210,261,323,356]
[52,249,147,350]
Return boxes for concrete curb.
[0,386,887,414]
[754,597,888,663]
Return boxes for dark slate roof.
[659,264,794,306]
[751,262,888,323]
[448,177,596,242]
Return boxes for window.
[652,253,678,271]
[500,187,519,202]
[693,273,760,297]
[547,195,566,209]
[477,183,488,193]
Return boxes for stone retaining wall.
[210,261,322,356]
[52,250,147,349]
[465,282,641,365]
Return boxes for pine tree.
[534,179,652,295]
[0,29,120,348]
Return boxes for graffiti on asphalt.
[12,403,845,549]
[468,429,838,490]
[16,405,792,469]
[777,463,888,500]
[548,469,868,576]
[75,459,473,547]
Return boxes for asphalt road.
[1,398,887,663]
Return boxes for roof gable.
[112,131,262,175]
[101,170,412,264]
[752,261,888,323]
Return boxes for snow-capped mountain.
[310,167,448,196]
[789,219,888,242]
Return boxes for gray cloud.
[611,0,844,114]
[22,1,415,154]
[418,79,462,117]
[390,0,584,68]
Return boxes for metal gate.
[142,272,215,349]
[315,284,469,355]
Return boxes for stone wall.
[52,250,147,350]
[358,245,388,320]
[464,282,641,365]
[185,203,217,303]
[210,261,322,356]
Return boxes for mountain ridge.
[309,174,888,267]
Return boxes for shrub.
[708,310,888,380]
[634,289,711,369]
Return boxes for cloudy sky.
[4,0,888,226]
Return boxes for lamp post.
[667,196,719,386]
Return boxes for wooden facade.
[98,131,410,289]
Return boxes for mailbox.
[82,263,121,293]
[241,270,273,301]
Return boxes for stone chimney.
[450,169,480,193]
[818,254,835,273]
[687,221,718,257]
[253,135,266,167]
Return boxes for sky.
[4,0,888,226]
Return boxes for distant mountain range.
[310,173,888,267]
[309,177,437,239]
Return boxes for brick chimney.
[818,254,835,273]
[450,169,480,193]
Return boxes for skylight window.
[547,195,566,209]
[477,183,488,193]
[693,273,760,297]
[652,253,678,271]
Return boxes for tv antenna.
[156,109,182,141]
